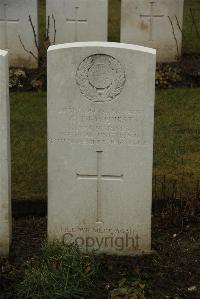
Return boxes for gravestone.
[46,0,108,43]
[48,42,156,255]
[0,49,11,256]
[0,0,38,68]
[121,0,184,62]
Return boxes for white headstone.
[48,42,156,256]
[46,0,108,43]
[121,0,184,62]
[0,49,11,256]
[0,0,38,68]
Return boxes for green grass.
[154,88,200,176]
[10,92,47,200]
[38,0,200,54]
[10,89,200,200]
[16,242,98,299]
[153,88,200,196]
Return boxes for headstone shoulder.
[48,41,156,55]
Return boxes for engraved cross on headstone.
[76,151,124,224]
[66,6,87,42]
[0,3,20,49]
[140,1,164,41]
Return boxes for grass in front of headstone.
[154,88,200,181]
[1,217,199,298]
[10,88,200,201]
[10,91,47,201]
[15,241,98,299]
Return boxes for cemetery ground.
[0,88,199,298]
[0,0,200,298]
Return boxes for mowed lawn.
[11,92,47,200]
[39,0,200,53]
[10,89,200,200]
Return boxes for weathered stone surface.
[121,0,184,62]
[0,0,38,68]
[46,0,108,43]
[48,42,156,255]
[0,49,11,256]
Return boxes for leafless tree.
[19,14,56,67]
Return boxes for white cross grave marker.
[0,0,38,68]
[121,0,184,62]
[140,1,164,41]
[46,0,108,43]
[66,6,87,41]
[0,3,19,49]
[76,151,124,223]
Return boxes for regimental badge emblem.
[76,54,126,102]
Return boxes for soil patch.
[0,216,199,298]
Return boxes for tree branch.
[52,14,56,45]
[175,15,182,33]
[189,8,200,40]
[168,16,180,59]
[18,34,38,61]
[46,15,50,39]
[28,15,39,51]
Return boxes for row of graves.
[0,0,184,67]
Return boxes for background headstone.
[0,0,38,68]
[121,0,184,62]
[0,49,11,256]
[46,0,108,43]
[48,42,156,255]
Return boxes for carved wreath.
[76,54,126,102]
